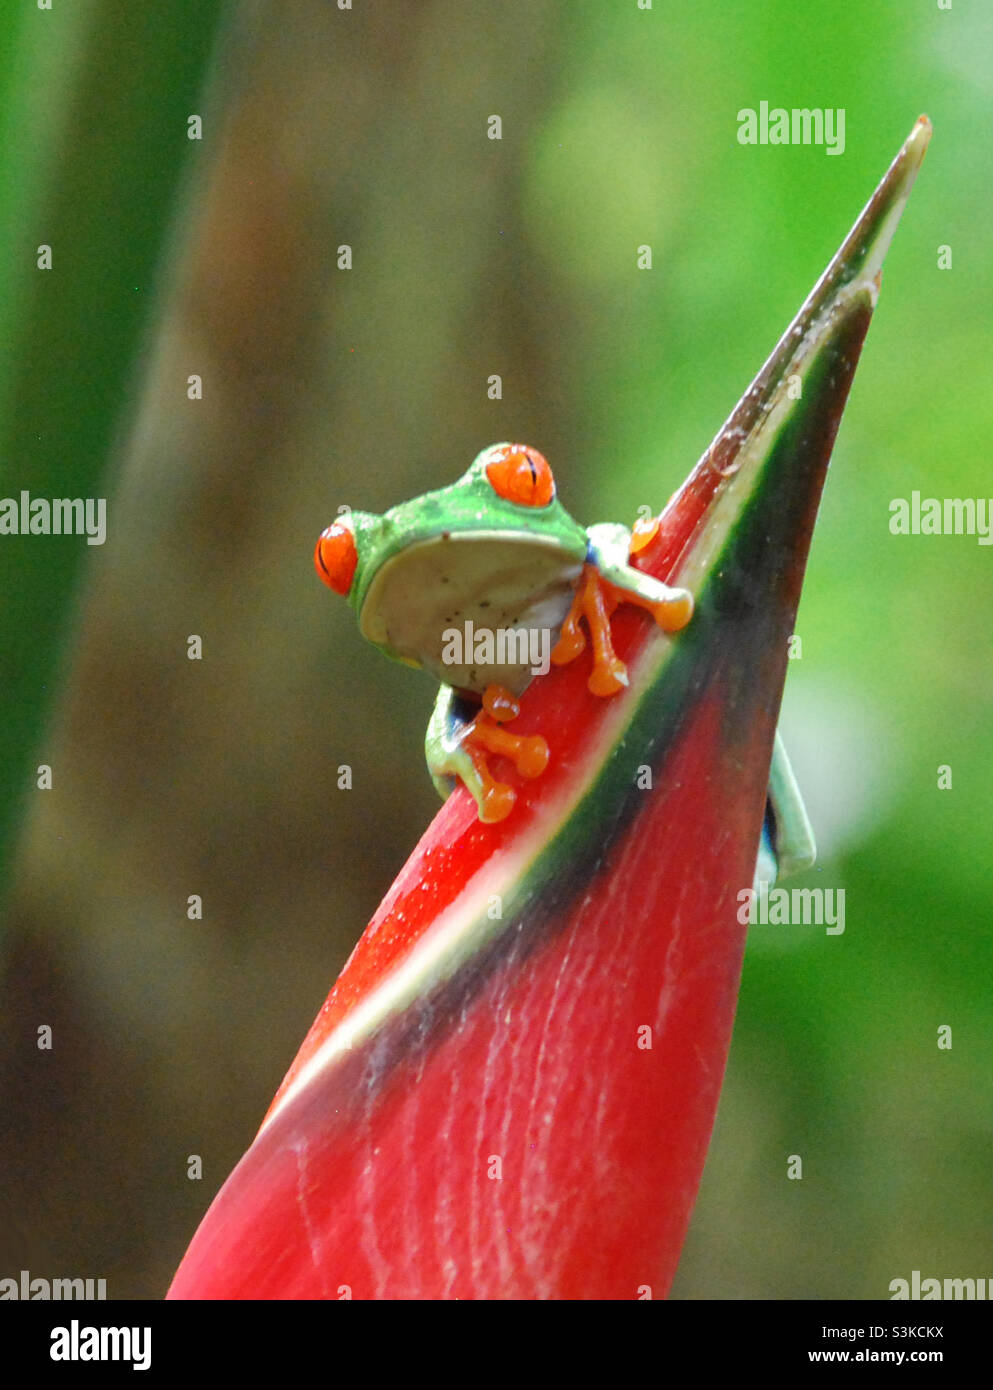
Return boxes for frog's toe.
[481,684,521,724]
[475,776,518,823]
[515,734,550,780]
[653,587,694,633]
[550,620,586,666]
[588,656,629,697]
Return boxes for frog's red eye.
[315,519,358,595]
[484,444,555,508]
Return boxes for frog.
[315,442,814,882]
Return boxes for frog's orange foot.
[551,565,629,696]
[628,517,695,631]
[551,562,693,697]
[461,700,550,823]
[608,576,694,635]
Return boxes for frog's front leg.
[426,683,550,824]
[551,522,694,695]
[755,731,817,889]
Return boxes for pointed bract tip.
[895,114,933,188]
[855,116,932,286]
[689,118,929,490]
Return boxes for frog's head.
[314,444,590,677]
[315,443,586,610]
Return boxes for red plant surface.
[168,119,929,1300]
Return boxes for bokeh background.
[1,0,990,1299]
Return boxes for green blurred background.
[1,0,989,1298]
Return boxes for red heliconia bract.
[168,119,929,1300]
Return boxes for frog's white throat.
[359,531,584,696]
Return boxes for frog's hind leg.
[755,731,816,890]
[426,685,472,803]
[426,684,549,824]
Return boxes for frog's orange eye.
[484,444,555,508]
[315,520,358,595]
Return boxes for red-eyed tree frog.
[315,443,814,883]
